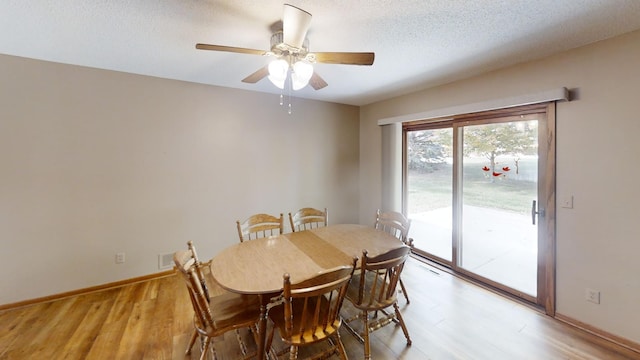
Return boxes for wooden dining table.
[209,223,407,360]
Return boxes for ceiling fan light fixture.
[196,4,373,95]
[291,60,314,90]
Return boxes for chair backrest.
[375,209,412,245]
[282,258,357,344]
[353,246,411,310]
[174,243,214,331]
[236,213,284,242]
[288,207,328,232]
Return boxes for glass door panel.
[406,128,453,262]
[459,120,538,296]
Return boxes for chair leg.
[265,326,279,360]
[334,332,348,360]
[186,329,198,355]
[199,336,213,360]
[288,345,299,360]
[399,277,410,304]
[234,328,249,356]
[393,303,412,345]
[362,310,371,360]
[342,313,365,343]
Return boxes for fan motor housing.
[271,31,308,56]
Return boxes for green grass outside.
[407,158,537,215]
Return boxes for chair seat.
[345,272,397,311]
[209,292,261,330]
[268,297,341,345]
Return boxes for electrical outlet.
[115,252,126,264]
[585,288,600,304]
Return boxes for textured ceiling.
[2,1,640,106]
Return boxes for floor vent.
[158,253,174,270]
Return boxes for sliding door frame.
[402,103,556,315]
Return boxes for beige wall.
[360,29,640,344]
[0,54,360,305]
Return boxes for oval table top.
[209,223,406,294]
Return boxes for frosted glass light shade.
[291,61,313,90]
[268,59,289,89]
[268,75,286,89]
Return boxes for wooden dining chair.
[343,246,412,360]
[266,258,357,360]
[288,207,328,232]
[236,213,284,242]
[174,241,261,360]
[374,209,413,303]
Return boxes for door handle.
[532,200,545,225]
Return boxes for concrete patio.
[409,205,538,296]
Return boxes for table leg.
[257,295,269,360]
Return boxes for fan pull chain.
[287,72,293,115]
[276,69,294,114]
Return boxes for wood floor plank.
[142,276,178,360]
[83,285,138,359]
[170,274,195,359]
[57,294,116,358]
[2,297,88,359]
[0,305,40,358]
[115,299,158,359]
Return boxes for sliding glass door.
[404,104,555,311]
[458,119,538,297]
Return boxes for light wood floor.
[1,258,639,359]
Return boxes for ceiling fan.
[195,4,375,91]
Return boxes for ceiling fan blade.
[241,66,269,84]
[309,72,328,90]
[313,52,375,66]
[283,4,312,49]
[196,43,266,56]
